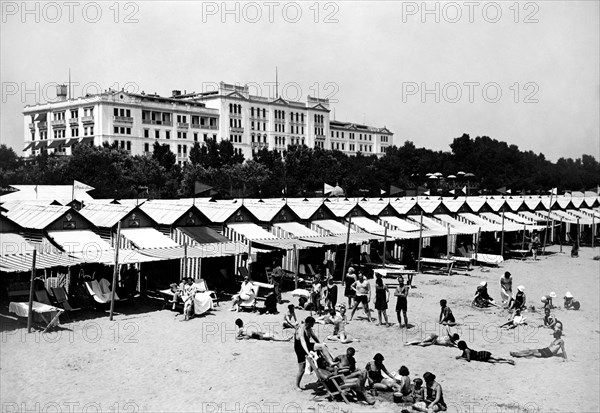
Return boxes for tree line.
[0,134,597,199]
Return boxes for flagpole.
[592,215,595,249]
[542,190,554,255]
[474,227,481,263]
[559,216,563,253]
[109,221,122,321]
[521,223,526,250]
[294,244,299,290]
[500,210,505,258]
[27,250,37,333]
[417,212,424,273]
[341,216,352,285]
[382,225,388,268]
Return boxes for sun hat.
[480,281,487,286]
[564,291,573,298]
[517,285,525,292]
[549,292,557,298]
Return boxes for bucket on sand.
[393,392,403,403]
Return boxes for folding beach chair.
[34,289,53,306]
[194,278,219,306]
[52,286,81,312]
[306,355,351,403]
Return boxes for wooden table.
[449,256,472,271]
[419,258,454,276]
[374,268,417,286]
[508,249,530,260]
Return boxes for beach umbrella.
[447,175,456,179]
[457,171,466,176]
[464,172,475,178]
[434,172,443,177]
[425,173,433,177]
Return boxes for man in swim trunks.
[510,329,567,361]
[405,328,459,347]
[456,341,514,364]
[295,316,320,390]
[349,272,372,322]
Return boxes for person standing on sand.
[374,274,390,326]
[349,272,372,322]
[344,267,356,308]
[294,316,320,390]
[394,276,410,328]
[500,272,512,306]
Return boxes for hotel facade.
[23,82,394,162]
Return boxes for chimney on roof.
[172,90,181,97]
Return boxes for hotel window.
[70,109,78,118]
[251,107,255,117]
[90,126,94,135]
[71,127,79,137]
[166,131,171,139]
[114,126,119,134]
[144,129,149,138]
[126,141,131,151]
[83,107,93,117]
[213,134,217,140]
[144,143,149,152]
[126,128,131,135]
[262,108,266,117]
[120,127,126,134]
[155,130,160,139]
[183,145,187,155]
[194,133,198,141]
[53,111,65,120]
[204,133,208,141]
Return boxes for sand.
[1,244,599,413]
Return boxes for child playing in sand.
[456,341,515,364]
[396,365,412,397]
[411,378,425,403]
[500,309,527,329]
[283,304,299,329]
[540,307,563,331]
[317,306,353,343]
[438,299,456,326]
[563,292,581,310]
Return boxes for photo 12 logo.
[201,1,340,24]
[1,401,139,413]
[1,81,140,104]
[1,1,140,24]
[402,82,540,104]
[401,1,540,24]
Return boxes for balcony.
[230,127,244,133]
[38,122,47,129]
[113,116,133,124]
[163,121,173,127]
[177,122,189,129]
[69,118,79,125]
[251,142,269,149]
[51,119,66,127]
[82,116,94,124]
[191,123,201,129]
[206,124,218,130]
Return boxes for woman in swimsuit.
[405,328,459,347]
[365,353,400,391]
[438,299,456,326]
[510,329,567,361]
[456,341,515,364]
[413,372,447,412]
[294,316,320,390]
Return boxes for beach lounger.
[85,280,121,306]
[239,282,274,312]
[52,286,81,312]
[306,354,351,403]
[8,301,64,332]
[471,253,504,266]
[34,289,53,306]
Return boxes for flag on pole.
[424,190,430,196]
[194,181,213,196]
[324,183,335,195]
[380,189,386,195]
[73,180,94,192]
[449,189,456,195]
[506,189,512,194]
[549,187,558,195]
[462,185,467,193]
[389,185,403,196]
[497,186,507,194]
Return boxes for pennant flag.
[424,190,430,196]
[520,189,526,195]
[506,189,512,194]
[462,186,467,193]
[324,183,335,195]
[34,185,38,194]
[449,189,456,195]
[389,185,403,196]
[73,180,94,192]
[497,186,507,194]
[549,187,558,195]
[380,189,386,195]
[194,181,213,196]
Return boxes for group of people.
[344,268,411,328]
[293,315,447,410]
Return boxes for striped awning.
[0,253,82,273]
[120,228,180,249]
[48,139,66,149]
[138,242,249,260]
[435,214,480,235]
[458,213,503,232]
[310,219,385,243]
[71,248,160,264]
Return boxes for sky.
[1,0,598,162]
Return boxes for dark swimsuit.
[470,350,491,362]
[294,328,314,363]
[538,347,553,358]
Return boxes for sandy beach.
[1,244,599,413]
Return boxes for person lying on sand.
[438,299,456,326]
[405,328,460,347]
[312,356,375,405]
[499,309,527,329]
[510,329,567,361]
[456,341,514,365]
[235,319,291,341]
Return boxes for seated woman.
[510,329,567,361]
[456,341,514,365]
[365,353,401,392]
[438,299,456,326]
[563,292,580,310]
[508,286,526,312]
[313,356,375,405]
[499,309,527,329]
[413,372,447,412]
[230,276,255,312]
[472,281,498,308]
[540,308,563,331]
[235,319,291,341]
[317,305,354,343]
[182,278,199,321]
[405,328,459,347]
[283,304,299,329]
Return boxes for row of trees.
[0,134,598,199]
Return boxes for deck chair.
[194,279,219,306]
[34,289,53,305]
[237,266,249,281]
[306,355,351,403]
[238,283,259,311]
[52,286,81,312]
[361,253,383,268]
[85,280,120,305]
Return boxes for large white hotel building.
[23,82,394,163]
